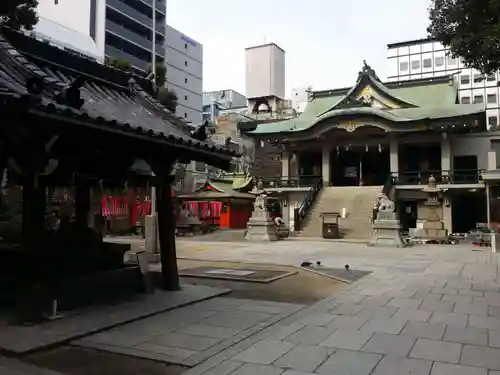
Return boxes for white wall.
[245,43,285,99]
[165,25,203,125]
[451,133,492,170]
[35,0,105,61]
[37,0,91,36]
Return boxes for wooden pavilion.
[178,179,255,229]
[0,27,236,317]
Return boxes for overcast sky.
[167,0,432,96]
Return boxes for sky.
[167,0,432,97]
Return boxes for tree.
[104,57,132,72]
[157,87,178,112]
[0,0,38,31]
[147,63,167,87]
[427,0,500,74]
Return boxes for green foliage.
[0,0,38,31]
[428,0,500,74]
[147,63,167,87]
[157,87,178,112]
[104,57,132,72]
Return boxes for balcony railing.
[107,0,165,35]
[105,45,148,71]
[392,170,484,185]
[106,20,165,56]
[258,175,322,189]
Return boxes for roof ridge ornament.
[358,60,381,82]
[54,76,85,109]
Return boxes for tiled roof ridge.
[0,33,65,97]
[127,78,192,134]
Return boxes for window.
[195,162,205,172]
[489,116,498,127]
[184,78,188,84]
[184,112,188,118]
[473,95,484,103]
[184,95,188,100]
[488,73,496,82]
[435,56,444,67]
[461,96,471,104]
[184,60,188,67]
[411,60,420,70]
[184,43,188,49]
[460,75,470,84]
[447,55,457,66]
[474,74,483,83]
[488,94,497,104]
[423,58,432,68]
[399,61,408,72]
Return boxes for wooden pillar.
[155,174,180,290]
[74,176,91,226]
[22,173,46,249]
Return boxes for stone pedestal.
[369,212,406,248]
[145,215,160,262]
[245,195,278,242]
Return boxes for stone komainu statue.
[375,193,395,220]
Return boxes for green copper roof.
[247,62,475,136]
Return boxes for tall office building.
[34,0,105,61]
[387,38,500,128]
[202,89,247,123]
[104,0,166,74]
[165,25,203,125]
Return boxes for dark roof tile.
[0,27,237,159]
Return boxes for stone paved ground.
[172,240,500,375]
[6,239,500,374]
[73,297,304,367]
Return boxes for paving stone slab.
[175,324,242,339]
[198,360,243,375]
[326,315,369,330]
[388,298,423,310]
[393,308,432,322]
[179,266,296,283]
[371,355,433,375]
[230,363,285,375]
[488,329,500,347]
[454,302,489,316]
[420,300,455,313]
[283,326,333,346]
[315,349,381,375]
[443,326,488,346]
[410,338,462,364]
[401,321,446,340]
[431,362,487,375]
[319,328,373,350]
[461,345,500,370]
[360,316,408,335]
[232,340,295,365]
[430,312,468,328]
[468,315,500,330]
[361,332,417,356]
[274,345,332,373]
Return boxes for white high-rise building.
[387,38,500,128]
[245,43,286,116]
[35,0,105,61]
[165,25,203,125]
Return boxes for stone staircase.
[298,186,383,239]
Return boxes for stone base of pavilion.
[0,284,229,354]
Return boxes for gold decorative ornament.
[338,121,359,132]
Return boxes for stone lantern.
[423,175,440,206]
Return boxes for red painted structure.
[178,181,255,229]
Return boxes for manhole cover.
[179,266,296,283]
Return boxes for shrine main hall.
[242,62,500,237]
